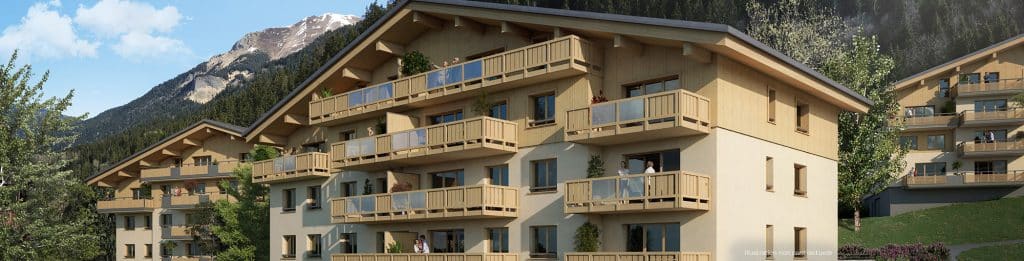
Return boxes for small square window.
[531,159,557,192]
[794,227,807,259]
[796,101,810,133]
[530,93,556,126]
[794,165,807,196]
[283,189,296,212]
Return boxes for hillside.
[839,196,1024,247]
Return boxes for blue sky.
[0,0,378,117]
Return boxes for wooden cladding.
[140,160,240,181]
[165,193,234,209]
[565,252,711,261]
[330,117,517,170]
[960,108,1024,125]
[951,78,1024,97]
[310,35,600,126]
[329,184,518,224]
[564,89,711,145]
[96,198,156,213]
[564,171,711,214]
[957,140,1024,157]
[251,152,332,184]
[332,253,518,261]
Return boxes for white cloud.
[0,1,99,59]
[112,32,189,58]
[74,0,181,36]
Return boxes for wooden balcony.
[310,35,601,126]
[964,172,1024,185]
[331,117,517,171]
[97,197,156,213]
[163,193,233,209]
[904,172,1024,189]
[330,185,518,224]
[952,78,1024,98]
[960,108,1024,127]
[564,171,711,214]
[164,225,191,239]
[332,253,518,261]
[565,89,711,145]
[903,175,948,187]
[252,152,331,184]
[141,161,240,182]
[899,114,958,131]
[566,252,711,261]
[957,140,1024,158]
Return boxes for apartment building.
[236,1,871,260]
[866,35,1024,217]
[86,120,253,260]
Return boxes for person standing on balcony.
[644,161,657,173]
[988,130,996,143]
[418,235,430,253]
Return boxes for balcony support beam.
[116,170,135,178]
[283,113,309,126]
[454,16,485,35]
[375,40,405,55]
[96,179,116,187]
[614,34,644,56]
[161,149,181,157]
[501,21,529,38]
[257,134,288,146]
[341,67,372,83]
[413,12,442,29]
[138,159,159,167]
[181,138,202,147]
[682,42,711,64]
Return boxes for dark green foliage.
[249,145,279,162]
[400,50,432,76]
[586,155,604,178]
[574,222,601,252]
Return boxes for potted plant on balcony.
[471,92,491,116]
[386,242,404,253]
[363,178,374,195]
[587,155,605,178]
[375,117,387,134]
[400,51,431,77]
[574,221,600,252]
[952,161,962,175]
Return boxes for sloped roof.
[894,34,1024,90]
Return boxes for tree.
[0,51,103,259]
[574,221,600,251]
[747,0,906,232]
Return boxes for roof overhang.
[893,34,1024,91]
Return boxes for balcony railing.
[962,171,1024,184]
[899,113,958,130]
[903,175,947,186]
[165,225,191,239]
[252,152,331,184]
[141,161,240,182]
[331,117,517,170]
[332,253,518,261]
[330,184,518,224]
[960,108,1024,126]
[565,171,711,214]
[903,171,1024,188]
[97,197,156,213]
[566,252,711,261]
[565,89,711,145]
[310,35,601,126]
[957,140,1024,157]
[163,193,233,209]
[952,78,1024,97]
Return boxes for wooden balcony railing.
[330,184,518,224]
[164,193,233,208]
[97,197,156,213]
[252,152,331,184]
[310,35,601,126]
[952,78,1024,97]
[141,161,240,181]
[565,89,711,145]
[332,253,518,261]
[957,140,1024,157]
[903,175,948,186]
[960,108,1024,126]
[331,117,517,170]
[167,225,191,238]
[566,252,711,261]
[899,113,958,130]
[565,171,711,214]
[962,171,1024,184]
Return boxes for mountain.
[75,13,360,144]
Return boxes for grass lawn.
[957,242,1024,260]
[839,196,1024,247]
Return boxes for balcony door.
[903,106,935,118]
[974,129,1008,142]
[974,99,1007,112]
[429,111,463,125]
[913,163,946,177]
[624,77,680,98]
[625,150,681,174]
[625,223,680,252]
[431,170,464,189]
[975,161,1007,174]
[429,229,465,253]
[960,73,981,84]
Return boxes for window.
[339,233,357,253]
[975,99,1008,112]
[187,242,200,256]
[975,161,1007,174]
[899,136,918,150]
[228,180,239,193]
[161,242,172,257]
[765,225,774,259]
[794,227,807,259]
[974,129,1008,142]
[794,164,807,196]
[488,101,509,120]
[144,215,152,229]
[173,158,183,167]
[488,228,509,253]
[624,150,680,174]
[530,93,556,126]
[768,89,777,123]
[160,185,171,196]
[340,181,357,197]
[239,153,251,162]
[430,229,465,253]
[302,142,324,153]
[161,214,172,227]
[904,106,935,118]
[282,235,297,258]
[625,223,680,252]
[765,157,774,192]
[144,244,152,258]
[307,186,321,209]
[307,234,322,257]
[194,183,206,194]
[960,73,981,84]
[926,135,945,150]
[283,188,296,211]
[339,130,356,141]
[125,244,135,258]
[531,159,557,192]
[185,213,194,225]
[431,170,465,188]
[193,156,212,166]
[430,110,464,125]
[624,77,680,98]
[796,101,810,133]
[985,72,1000,83]
[488,165,510,186]
[124,216,135,230]
[914,163,946,176]
[939,78,950,97]
[530,226,557,258]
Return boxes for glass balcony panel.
[346,199,359,213]
[360,197,375,213]
[412,129,426,147]
[618,99,645,121]
[591,179,615,200]
[348,89,365,108]
[345,141,361,157]
[377,83,394,101]
[620,176,645,198]
[463,60,482,80]
[392,193,409,211]
[427,70,445,90]
[591,103,616,126]
[410,191,426,209]
[446,66,463,85]
[392,132,410,150]
[364,87,379,104]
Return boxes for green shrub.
[574,222,601,251]
[401,51,432,76]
